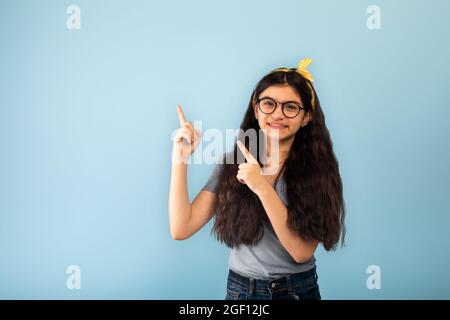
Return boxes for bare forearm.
[255,183,318,263]
[168,162,192,236]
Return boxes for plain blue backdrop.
[1,0,449,299]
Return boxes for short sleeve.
[201,163,222,193]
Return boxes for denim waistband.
[227,266,318,296]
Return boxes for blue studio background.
[1,0,449,299]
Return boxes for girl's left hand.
[236,140,269,195]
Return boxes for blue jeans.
[225,266,321,300]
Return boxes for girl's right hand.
[172,104,202,163]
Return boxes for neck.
[263,135,293,168]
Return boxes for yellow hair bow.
[271,58,316,112]
[296,58,314,83]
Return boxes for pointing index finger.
[237,140,258,164]
[177,104,187,127]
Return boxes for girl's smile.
[268,122,289,129]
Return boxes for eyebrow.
[259,95,302,105]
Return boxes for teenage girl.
[168,58,346,300]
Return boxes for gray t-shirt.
[201,163,316,280]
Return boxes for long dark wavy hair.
[211,67,346,251]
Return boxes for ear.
[303,111,313,126]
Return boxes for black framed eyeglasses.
[256,96,304,118]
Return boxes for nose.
[271,103,285,120]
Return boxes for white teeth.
[269,123,286,128]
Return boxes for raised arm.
[168,104,216,240]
